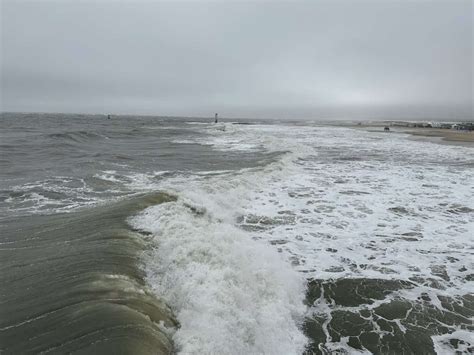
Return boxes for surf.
[0,193,177,354]
[130,198,309,354]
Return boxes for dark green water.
[1,113,473,354]
[1,193,177,354]
[1,113,280,354]
[303,279,473,354]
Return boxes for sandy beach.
[346,123,474,146]
[398,127,474,143]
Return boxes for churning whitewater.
[129,122,473,354]
[1,113,473,354]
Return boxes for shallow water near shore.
[1,113,473,354]
[0,193,177,354]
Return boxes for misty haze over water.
[1,0,472,120]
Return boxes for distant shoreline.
[344,123,474,147]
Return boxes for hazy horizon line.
[1,110,473,123]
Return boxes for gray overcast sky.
[1,0,472,119]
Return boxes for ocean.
[1,112,472,354]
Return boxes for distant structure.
[214,113,218,123]
[389,121,472,131]
[454,122,473,131]
[107,114,111,120]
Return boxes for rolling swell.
[46,130,109,143]
[0,193,177,354]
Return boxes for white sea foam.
[130,201,308,355]
[171,139,209,145]
[4,177,100,214]
[432,330,473,354]
[171,123,263,151]
[129,123,473,353]
[178,124,474,295]
[7,121,472,352]
[94,170,122,182]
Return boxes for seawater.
[1,113,473,354]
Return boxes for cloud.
[1,0,472,119]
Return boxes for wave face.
[1,113,473,354]
[0,193,177,354]
[130,201,308,354]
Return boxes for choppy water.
[1,112,473,354]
